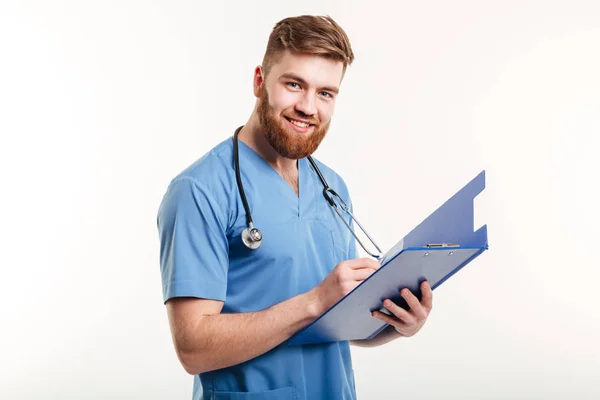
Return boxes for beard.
[257,86,330,160]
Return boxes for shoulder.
[158,137,237,229]
[168,137,236,199]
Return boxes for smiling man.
[157,15,433,400]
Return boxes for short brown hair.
[261,15,355,78]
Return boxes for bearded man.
[157,15,432,400]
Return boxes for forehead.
[268,50,344,88]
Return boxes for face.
[255,50,344,159]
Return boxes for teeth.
[289,118,309,128]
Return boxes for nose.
[295,92,317,118]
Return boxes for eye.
[286,82,301,89]
[320,91,333,99]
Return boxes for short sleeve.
[157,177,229,303]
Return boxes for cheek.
[318,103,335,122]
[269,87,297,113]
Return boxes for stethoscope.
[233,126,383,259]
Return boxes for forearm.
[350,325,401,348]
[178,290,322,374]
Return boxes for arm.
[166,258,380,375]
[167,290,322,375]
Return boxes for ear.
[253,66,264,98]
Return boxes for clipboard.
[286,171,489,346]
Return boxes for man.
[157,15,432,399]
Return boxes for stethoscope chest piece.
[241,226,262,250]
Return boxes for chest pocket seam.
[329,229,348,263]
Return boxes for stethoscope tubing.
[232,126,383,259]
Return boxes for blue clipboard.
[286,171,489,346]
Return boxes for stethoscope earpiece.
[241,226,262,250]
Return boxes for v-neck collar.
[235,136,313,218]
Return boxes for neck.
[237,113,298,175]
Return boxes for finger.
[420,281,433,310]
[344,258,380,272]
[372,310,407,328]
[400,289,427,320]
[351,267,377,282]
[382,299,416,325]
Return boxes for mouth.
[284,116,315,133]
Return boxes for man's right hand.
[311,258,381,314]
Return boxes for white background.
[1,1,599,399]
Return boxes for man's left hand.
[371,281,433,337]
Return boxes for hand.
[311,258,380,314]
[371,281,433,337]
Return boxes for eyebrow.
[279,73,340,94]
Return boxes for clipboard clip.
[425,243,460,248]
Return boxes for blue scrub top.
[157,132,359,400]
